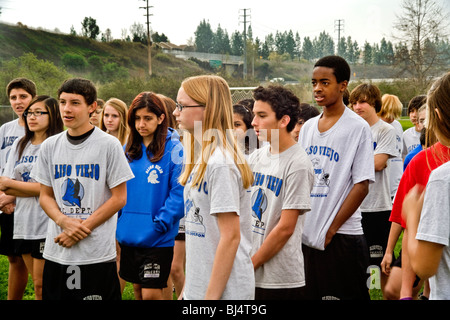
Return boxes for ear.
[279,114,291,129]
[340,80,348,92]
[88,101,98,114]
[158,113,165,125]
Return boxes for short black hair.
[57,78,97,105]
[314,55,351,83]
[7,78,37,98]
[407,95,426,114]
[253,85,300,132]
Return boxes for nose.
[173,108,179,117]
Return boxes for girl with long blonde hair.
[173,75,254,300]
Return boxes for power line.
[239,8,251,79]
[140,0,153,76]
[334,19,344,53]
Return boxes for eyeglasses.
[24,111,49,118]
[176,102,205,112]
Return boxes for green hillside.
[0,22,210,79]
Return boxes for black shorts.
[255,287,306,300]
[0,213,21,257]
[14,239,46,259]
[361,210,391,267]
[119,244,173,289]
[302,234,370,300]
[43,260,121,300]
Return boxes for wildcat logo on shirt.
[251,188,267,235]
[146,164,163,184]
[54,163,98,217]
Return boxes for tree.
[81,17,100,40]
[302,36,314,61]
[393,0,449,89]
[194,19,214,53]
[231,31,244,56]
[363,41,373,65]
[130,22,147,44]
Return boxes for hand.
[381,252,393,276]
[54,232,78,248]
[0,202,15,214]
[57,216,91,242]
[0,176,10,191]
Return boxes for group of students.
[0,55,449,301]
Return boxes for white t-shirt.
[402,127,421,159]
[416,161,450,300]
[0,119,25,174]
[249,143,313,289]
[183,147,254,300]
[388,120,404,198]
[361,119,398,212]
[3,139,47,239]
[31,128,134,265]
[298,108,375,250]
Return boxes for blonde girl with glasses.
[173,75,255,300]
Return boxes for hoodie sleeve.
[152,139,185,233]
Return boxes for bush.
[61,53,88,71]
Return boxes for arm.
[380,222,403,275]
[374,153,389,172]
[252,209,300,270]
[204,212,240,300]
[0,176,40,197]
[82,181,127,232]
[39,184,91,247]
[325,180,369,248]
[54,182,128,247]
[403,185,444,279]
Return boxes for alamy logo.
[62,178,84,207]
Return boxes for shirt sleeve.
[416,175,450,246]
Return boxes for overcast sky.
[0,0,449,46]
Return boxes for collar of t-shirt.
[66,127,95,145]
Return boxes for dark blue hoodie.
[116,128,184,248]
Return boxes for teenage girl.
[100,98,129,145]
[174,75,255,300]
[116,92,184,300]
[233,103,259,156]
[0,95,63,299]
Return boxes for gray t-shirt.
[0,119,25,174]
[361,119,398,212]
[388,120,404,198]
[249,143,314,288]
[4,139,47,239]
[299,108,375,250]
[416,161,450,300]
[183,147,254,300]
[31,127,134,265]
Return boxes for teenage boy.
[249,85,314,300]
[350,83,397,290]
[0,78,36,299]
[298,56,375,300]
[31,78,134,300]
[402,95,426,159]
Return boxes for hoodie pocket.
[116,211,161,247]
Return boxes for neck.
[68,123,94,137]
[269,132,296,154]
[366,114,380,127]
[322,102,346,118]
[31,131,47,145]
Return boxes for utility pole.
[140,0,153,76]
[334,19,344,55]
[240,8,251,80]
